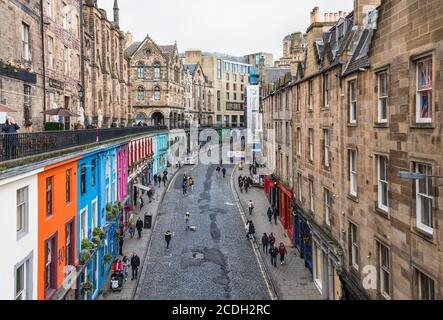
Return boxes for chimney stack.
[310,6,319,24]
[354,0,381,26]
[324,13,329,22]
[334,12,339,21]
[113,0,120,27]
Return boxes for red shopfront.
[278,181,293,241]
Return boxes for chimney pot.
[334,12,339,21]
[310,6,319,23]
[324,13,329,22]
[339,10,343,18]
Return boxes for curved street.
[135,163,270,300]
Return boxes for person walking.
[162,173,167,186]
[244,179,249,193]
[158,174,162,187]
[239,178,244,193]
[268,233,276,247]
[118,232,124,256]
[278,242,287,265]
[164,230,172,249]
[273,206,278,224]
[216,166,221,175]
[267,207,273,224]
[222,167,226,178]
[248,200,255,215]
[188,176,194,192]
[153,174,158,186]
[248,221,256,240]
[185,212,191,231]
[128,213,136,239]
[111,258,123,273]
[238,175,243,186]
[2,117,20,159]
[269,245,278,267]
[122,256,130,281]
[130,252,140,280]
[261,233,269,254]
[136,217,143,239]
[182,179,187,195]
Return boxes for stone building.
[42,0,82,129]
[184,50,254,127]
[82,0,130,128]
[183,63,214,126]
[274,32,307,76]
[125,35,184,127]
[0,0,44,130]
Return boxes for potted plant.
[92,236,102,246]
[81,280,92,293]
[103,254,112,264]
[92,227,105,240]
[81,239,95,250]
[79,250,91,265]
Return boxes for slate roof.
[124,41,141,58]
[264,67,291,84]
[184,63,198,74]
[158,45,176,55]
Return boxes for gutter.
[39,0,47,125]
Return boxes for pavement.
[232,166,322,300]
[98,165,180,300]
[134,163,271,300]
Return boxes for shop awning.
[133,184,151,192]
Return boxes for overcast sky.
[100,0,353,60]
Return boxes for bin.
[144,214,152,229]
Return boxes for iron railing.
[0,125,167,162]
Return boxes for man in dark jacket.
[2,117,20,159]
[261,233,269,253]
[2,117,20,133]
[222,167,226,178]
[273,206,278,224]
[164,230,172,249]
[136,217,143,239]
[248,221,255,240]
[162,173,167,186]
[130,252,140,280]
[153,174,158,186]
[267,207,273,224]
[269,245,278,267]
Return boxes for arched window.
[154,87,160,100]
[137,62,144,79]
[137,87,145,100]
[154,63,160,80]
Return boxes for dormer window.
[337,19,345,41]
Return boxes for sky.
[100,0,353,61]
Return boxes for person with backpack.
[261,233,269,253]
[278,242,287,265]
[248,200,255,215]
[269,245,278,267]
[136,217,143,239]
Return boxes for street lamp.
[397,171,443,180]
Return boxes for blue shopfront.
[293,203,313,274]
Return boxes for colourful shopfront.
[278,181,293,241]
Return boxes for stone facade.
[0,0,44,131]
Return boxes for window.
[47,36,54,68]
[377,156,389,212]
[297,173,302,202]
[217,91,220,111]
[378,242,390,299]
[62,2,68,29]
[416,57,432,123]
[154,87,160,100]
[309,179,314,213]
[91,159,96,186]
[296,85,300,111]
[64,46,68,74]
[91,199,97,231]
[47,0,53,18]
[349,222,359,270]
[80,208,87,241]
[46,177,52,216]
[24,85,31,106]
[415,163,433,234]
[22,23,30,60]
[233,74,237,82]
[226,73,230,81]
[15,260,30,300]
[154,63,160,79]
[324,188,331,226]
[308,80,313,110]
[349,150,357,197]
[217,59,221,80]
[285,122,290,145]
[314,244,322,290]
[226,92,230,100]
[416,269,435,300]
[17,187,29,236]
[296,127,301,156]
[349,80,357,123]
[65,222,74,266]
[226,83,230,90]
[323,129,330,168]
[106,156,110,178]
[377,71,388,122]
[137,62,144,79]
[80,165,86,194]
[323,73,329,107]
[66,169,71,203]
[106,185,110,204]
[308,128,314,162]
[44,237,56,294]
[234,93,237,100]
[137,87,144,101]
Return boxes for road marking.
[224,202,235,206]
[229,166,277,301]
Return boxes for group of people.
[111,252,141,281]
[153,170,169,187]
[261,233,287,267]
[216,166,227,178]
[266,206,279,224]
[238,175,253,193]
[182,174,195,195]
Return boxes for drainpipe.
[79,0,86,124]
[40,0,47,126]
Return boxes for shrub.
[44,122,64,131]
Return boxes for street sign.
[397,171,426,180]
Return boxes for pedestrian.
[2,117,20,159]
[164,230,172,249]
[268,233,276,247]
[128,213,136,238]
[111,258,123,273]
[182,179,187,195]
[183,174,188,184]
[248,200,255,215]
[130,252,140,280]
[162,173,167,186]
[262,233,269,254]
[185,212,190,231]
[118,232,124,256]
[249,164,253,175]
[222,167,226,178]
[244,179,249,193]
[216,166,221,175]
[273,206,278,224]
[188,176,194,191]
[238,175,243,186]
[122,256,130,281]
[158,175,161,187]
[269,245,278,267]
[239,179,244,193]
[267,207,273,224]
[147,188,153,203]
[248,176,253,186]
[163,170,168,180]
[136,217,143,239]
[153,174,158,186]
[248,221,256,240]
[278,242,287,265]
